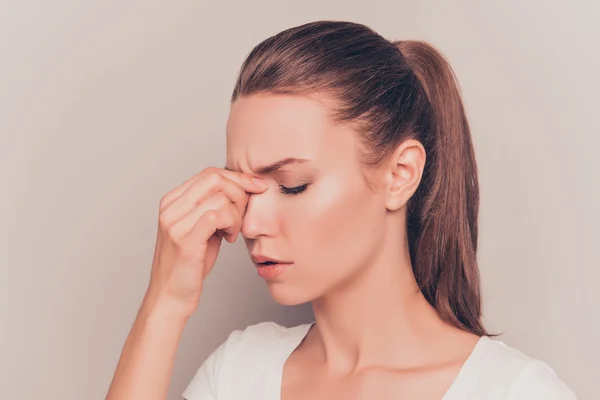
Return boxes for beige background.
[1,1,597,399]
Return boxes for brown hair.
[231,21,487,336]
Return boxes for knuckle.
[204,209,219,224]
[159,192,177,210]
[159,195,169,209]
[158,212,171,229]
[203,166,220,177]
[204,170,222,188]
[166,224,183,240]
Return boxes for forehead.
[226,94,337,168]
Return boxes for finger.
[161,176,243,227]
[179,172,249,219]
[218,168,269,194]
[160,168,267,212]
[187,202,242,246]
[163,169,265,224]
[160,167,268,219]
[169,193,242,242]
[160,172,204,211]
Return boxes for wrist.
[139,289,197,324]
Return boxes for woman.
[106,21,576,399]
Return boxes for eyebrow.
[224,157,310,175]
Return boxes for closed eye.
[279,184,308,195]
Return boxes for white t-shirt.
[183,321,577,400]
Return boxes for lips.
[250,254,293,279]
[250,254,292,265]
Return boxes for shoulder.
[222,320,312,353]
[212,321,312,367]
[182,321,312,400]
[507,358,577,399]
[467,337,577,399]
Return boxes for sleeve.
[507,360,578,400]
[181,329,243,400]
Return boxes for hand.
[144,167,268,318]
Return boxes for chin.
[265,282,316,306]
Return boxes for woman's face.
[226,93,389,305]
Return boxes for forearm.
[105,296,189,400]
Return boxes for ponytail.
[394,41,487,336]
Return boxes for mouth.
[251,255,293,279]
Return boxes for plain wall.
[1,1,597,399]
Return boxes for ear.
[384,139,426,211]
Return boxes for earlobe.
[384,139,426,211]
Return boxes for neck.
[309,223,452,374]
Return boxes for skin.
[226,93,481,399]
[105,92,480,400]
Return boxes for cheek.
[283,175,383,268]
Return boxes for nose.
[240,190,279,239]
